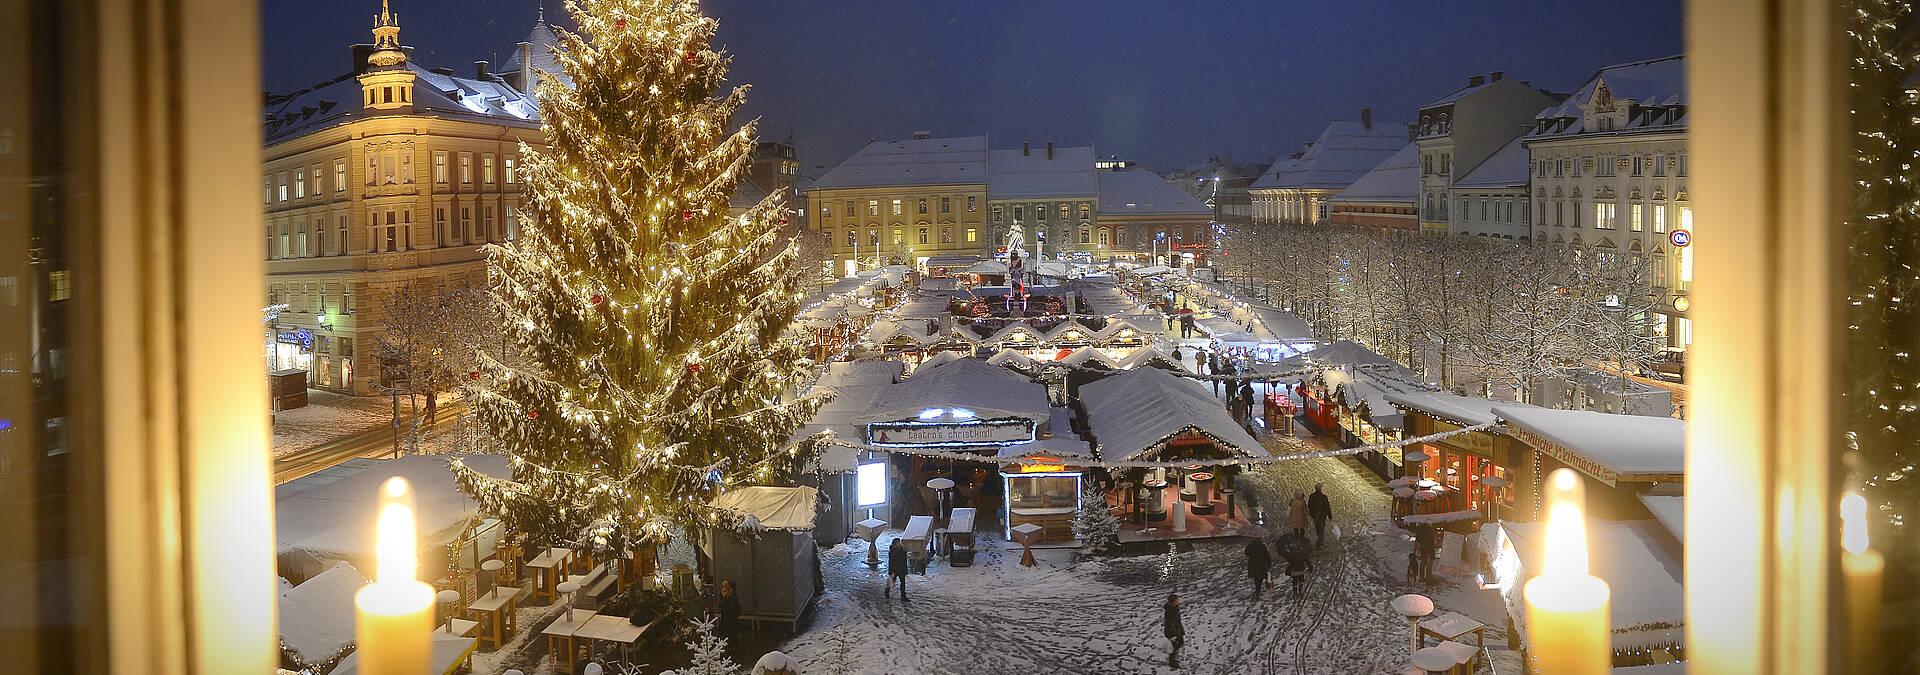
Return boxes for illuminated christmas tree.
[453,0,827,556]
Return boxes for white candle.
[355,477,434,675]
[1841,492,1882,672]
[1523,469,1610,675]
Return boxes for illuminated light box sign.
[866,419,1036,447]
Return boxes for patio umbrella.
[1276,531,1313,564]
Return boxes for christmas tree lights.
[452,0,830,557]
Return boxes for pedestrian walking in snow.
[1245,539,1273,599]
[1287,554,1311,598]
[1308,483,1332,548]
[885,538,909,600]
[1288,492,1309,536]
[1238,380,1256,430]
[1162,593,1185,668]
[1180,313,1195,338]
[1171,347,1183,367]
[717,580,742,638]
[1210,353,1222,395]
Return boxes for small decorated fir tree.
[1071,481,1120,553]
[683,616,739,675]
[452,0,828,557]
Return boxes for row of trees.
[1212,222,1671,400]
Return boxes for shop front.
[270,327,315,382]
[1385,391,1533,520]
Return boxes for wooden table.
[1417,611,1486,667]
[541,608,596,674]
[526,547,574,604]
[574,614,649,665]
[466,586,521,650]
[855,518,889,567]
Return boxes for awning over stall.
[1078,366,1266,461]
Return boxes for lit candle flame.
[375,477,417,585]
[1841,491,1869,555]
[1542,469,1589,577]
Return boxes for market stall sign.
[1510,426,1621,487]
[866,419,1035,447]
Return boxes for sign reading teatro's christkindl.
[866,419,1036,447]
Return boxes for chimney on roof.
[1360,108,1373,130]
[475,60,490,79]
[1023,142,1030,157]
[517,41,533,89]
[1491,71,1505,82]
[913,130,931,140]
[1047,141,1054,159]
[432,67,454,76]
[1468,74,1486,87]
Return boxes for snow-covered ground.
[271,391,396,458]
[768,443,1513,675]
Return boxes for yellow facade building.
[806,134,989,275]
[262,3,545,394]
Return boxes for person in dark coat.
[1180,313,1195,338]
[1210,353,1222,395]
[1162,593,1185,668]
[1238,380,1257,429]
[716,580,742,637]
[1171,346,1183,365]
[1308,483,1333,548]
[1413,525,1437,583]
[1287,554,1312,598]
[884,539,909,600]
[1245,539,1273,599]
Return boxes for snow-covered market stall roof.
[851,358,1051,430]
[1495,519,1684,657]
[965,260,1011,276]
[1386,390,1538,427]
[986,348,1039,371]
[1637,485,1685,542]
[1058,346,1120,369]
[1493,405,1685,486]
[277,561,366,667]
[712,486,820,531]
[1130,264,1173,276]
[995,435,1095,462]
[793,361,904,472]
[1116,345,1192,372]
[275,454,509,560]
[916,350,966,372]
[866,320,940,347]
[1278,339,1414,373]
[1079,366,1267,461]
[1096,315,1163,342]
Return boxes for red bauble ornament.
[680,210,695,220]
[590,293,605,306]
[684,52,698,63]
[528,410,540,419]
[469,371,481,381]
[615,18,626,29]
[686,362,703,373]
[777,218,788,226]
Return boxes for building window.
[1631,203,1645,232]
[1654,154,1668,176]
[867,200,879,216]
[1654,204,1668,233]
[485,206,495,240]
[431,153,444,183]
[1059,205,1069,220]
[917,199,928,215]
[505,205,517,240]
[294,171,305,198]
[334,159,347,192]
[1675,154,1687,177]
[992,206,1003,222]
[1013,205,1024,221]
[1632,155,1646,176]
[483,155,495,184]
[965,228,976,243]
[1080,229,1090,244]
[265,178,272,205]
[844,202,855,217]
[1080,204,1090,219]
[891,199,902,216]
[1098,229,1110,246]
[1555,160,1565,178]
[1554,201,1563,226]
[966,195,977,212]
[869,230,879,247]
[917,228,929,245]
[1537,160,1547,178]
[504,157,516,183]
[891,230,904,246]
[1594,202,1616,229]
[459,154,472,183]
[845,230,856,248]
[940,196,951,213]
[338,216,348,254]
[278,172,288,201]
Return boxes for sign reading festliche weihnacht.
[867,419,1036,447]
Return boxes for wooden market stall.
[701,486,823,632]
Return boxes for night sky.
[263,0,1684,173]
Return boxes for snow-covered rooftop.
[1095,169,1214,217]
[794,361,903,471]
[1529,55,1687,141]
[1501,519,1684,649]
[1078,366,1266,461]
[852,358,1050,427]
[275,454,510,560]
[712,486,820,531]
[1385,390,1537,427]
[1279,339,1413,373]
[277,561,366,665]
[1453,136,1531,189]
[1251,120,1410,191]
[811,136,989,190]
[987,146,1098,199]
[1494,405,1686,477]
[264,61,541,143]
[1638,490,1684,541]
[1329,142,1420,204]
[995,435,1094,460]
